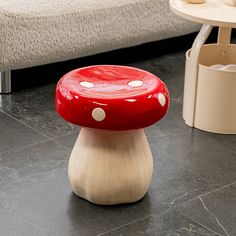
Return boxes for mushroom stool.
[55,65,169,205]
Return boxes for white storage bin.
[184,44,236,134]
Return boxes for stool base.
[68,128,153,205]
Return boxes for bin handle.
[184,24,213,127]
[218,27,232,45]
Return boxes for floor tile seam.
[198,181,236,198]
[0,181,44,233]
[0,109,51,139]
[172,181,236,210]
[0,138,50,156]
[50,138,72,151]
[172,209,223,236]
[198,196,231,236]
[0,108,81,142]
[52,130,79,139]
[96,214,153,236]
[0,109,73,151]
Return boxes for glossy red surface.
[55,65,169,130]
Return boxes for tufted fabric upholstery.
[0,0,199,71]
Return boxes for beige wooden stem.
[68,128,153,205]
[183,24,213,127]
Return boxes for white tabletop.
[170,0,236,27]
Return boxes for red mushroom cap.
[55,65,169,130]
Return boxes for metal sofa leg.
[0,71,11,94]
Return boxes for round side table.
[170,0,236,134]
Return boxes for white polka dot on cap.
[92,108,106,121]
[158,93,166,107]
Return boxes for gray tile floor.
[0,49,235,236]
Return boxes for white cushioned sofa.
[0,0,199,93]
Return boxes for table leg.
[183,24,213,127]
[218,27,232,45]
